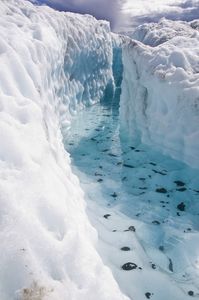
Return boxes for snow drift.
[120,18,199,168]
[0,0,128,299]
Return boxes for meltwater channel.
[63,89,199,300]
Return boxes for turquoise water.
[64,89,199,300]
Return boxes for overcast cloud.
[31,0,199,35]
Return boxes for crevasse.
[0,0,199,299]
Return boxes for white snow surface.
[0,0,128,299]
[120,18,199,168]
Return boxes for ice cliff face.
[0,0,127,299]
[120,18,199,168]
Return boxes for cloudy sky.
[32,0,199,36]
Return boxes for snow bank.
[0,0,128,299]
[120,18,199,168]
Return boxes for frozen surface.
[0,0,127,299]
[120,18,199,168]
[1,0,199,299]
[64,94,199,300]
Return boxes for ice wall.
[120,18,199,168]
[0,0,128,299]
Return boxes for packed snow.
[120,17,199,168]
[0,0,199,299]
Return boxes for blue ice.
[64,89,199,300]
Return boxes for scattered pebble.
[123,164,134,168]
[152,220,160,225]
[159,246,164,251]
[176,188,186,192]
[169,258,173,272]
[188,291,194,296]
[156,188,167,193]
[129,226,136,232]
[121,262,137,271]
[111,192,117,197]
[121,247,130,251]
[145,292,152,299]
[177,202,185,211]
[174,181,185,186]
[103,214,111,219]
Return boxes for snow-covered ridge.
[0,0,127,299]
[120,18,199,168]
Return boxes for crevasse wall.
[0,0,128,299]
[120,19,199,168]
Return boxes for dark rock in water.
[121,262,137,270]
[117,162,123,165]
[174,181,185,186]
[151,264,156,269]
[82,154,85,156]
[98,179,103,182]
[194,189,199,193]
[177,212,180,216]
[188,291,194,296]
[123,164,134,168]
[108,153,117,157]
[150,162,156,166]
[160,201,165,203]
[129,226,136,232]
[139,178,146,180]
[113,230,116,232]
[145,292,151,299]
[91,138,96,141]
[139,267,142,270]
[152,169,166,175]
[111,192,117,197]
[139,187,147,190]
[95,173,102,176]
[102,149,109,152]
[176,188,186,192]
[156,188,167,193]
[136,213,140,217]
[95,129,101,131]
[130,147,135,150]
[103,214,111,219]
[121,247,130,251]
[187,228,191,231]
[69,143,73,145]
[159,246,164,251]
[177,202,185,211]
[152,220,160,225]
[99,166,102,168]
[169,258,173,272]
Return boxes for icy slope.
[0,0,128,299]
[120,18,199,168]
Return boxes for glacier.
[0,0,199,299]
[120,18,199,168]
